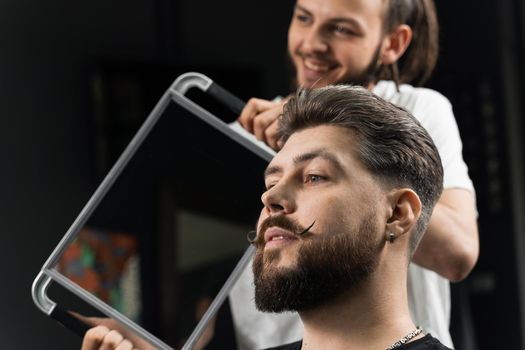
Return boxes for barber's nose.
[302,26,328,53]
[261,184,296,215]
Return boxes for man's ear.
[386,188,421,238]
[380,24,413,65]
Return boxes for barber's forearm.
[412,189,479,282]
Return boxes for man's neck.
[297,275,418,350]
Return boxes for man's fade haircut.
[278,85,443,255]
[377,0,439,86]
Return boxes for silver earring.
[387,232,396,243]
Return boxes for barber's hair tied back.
[378,0,439,86]
[278,85,444,254]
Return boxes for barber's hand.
[78,315,154,350]
[237,97,287,150]
[81,325,138,350]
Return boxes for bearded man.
[251,85,449,350]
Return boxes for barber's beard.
[253,213,380,313]
[287,44,382,90]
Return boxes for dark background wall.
[0,0,523,349]
[0,1,157,348]
[429,1,525,349]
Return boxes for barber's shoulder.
[374,80,449,105]
[397,83,451,107]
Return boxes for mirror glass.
[49,96,268,349]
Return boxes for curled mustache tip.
[247,230,257,244]
[297,220,316,236]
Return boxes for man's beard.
[253,213,380,313]
[287,44,382,90]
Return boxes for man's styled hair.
[377,0,439,86]
[278,85,443,254]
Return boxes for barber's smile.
[299,55,338,82]
[264,227,300,249]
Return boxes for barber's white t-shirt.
[228,81,474,349]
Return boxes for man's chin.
[254,267,303,313]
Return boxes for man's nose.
[302,26,329,53]
[261,183,296,215]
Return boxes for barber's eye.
[333,25,355,36]
[295,14,310,23]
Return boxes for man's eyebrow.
[264,149,345,179]
[331,17,364,30]
[294,4,312,15]
[293,149,345,173]
[264,165,282,179]
[294,3,364,32]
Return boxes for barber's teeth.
[272,236,285,241]
[304,60,330,72]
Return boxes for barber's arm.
[412,188,479,282]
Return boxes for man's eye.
[305,174,326,184]
[295,14,311,24]
[333,25,355,36]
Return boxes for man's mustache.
[247,216,316,246]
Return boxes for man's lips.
[263,227,299,246]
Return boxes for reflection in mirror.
[50,97,268,349]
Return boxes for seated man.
[81,85,449,349]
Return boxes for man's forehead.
[267,126,359,173]
[283,125,357,151]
